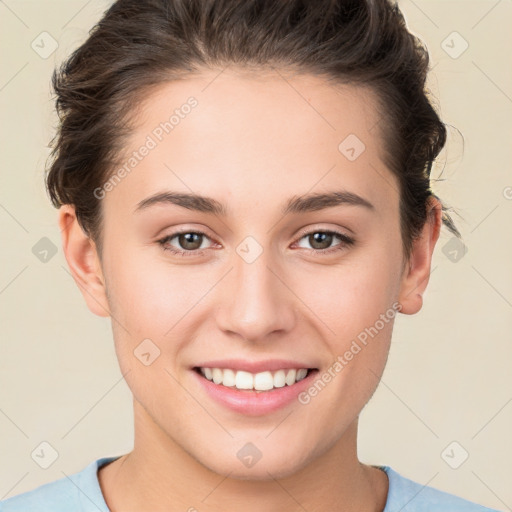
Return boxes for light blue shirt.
[0,456,499,511]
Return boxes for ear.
[398,195,443,315]
[58,205,110,318]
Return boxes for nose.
[215,249,296,343]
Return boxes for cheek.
[107,251,200,333]
[295,269,397,431]
[291,246,400,399]
[105,256,197,404]
[104,249,217,378]
[295,247,402,343]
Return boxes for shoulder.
[0,456,119,512]
[381,465,500,512]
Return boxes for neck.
[98,400,388,512]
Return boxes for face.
[61,68,438,480]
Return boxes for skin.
[59,68,442,512]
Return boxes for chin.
[199,449,311,481]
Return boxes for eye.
[157,230,214,257]
[294,229,355,255]
[157,228,355,258]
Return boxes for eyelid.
[294,223,350,239]
[157,225,217,246]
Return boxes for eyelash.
[157,228,355,258]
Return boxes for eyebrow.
[134,190,375,216]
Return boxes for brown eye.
[308,232,334,250]
[295,230,355,255]
[158,230,213,256]
[177,232,203,250]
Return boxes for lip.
[191,367,319,416]
[193,358,317,374]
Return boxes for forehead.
[133,68,382,146]
[104,68,396,219]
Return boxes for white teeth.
[212,368,223,385]
[235,370,254,389]
[273,369,286,388]
[223,368,236,387]
[296,368,308,381]
[254,371,274,391]
[285,369,297,386]
[198,367,311,391]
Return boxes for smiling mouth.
[193,366,318,393]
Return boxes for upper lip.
[193,359,318,374]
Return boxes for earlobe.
[397,196,443,315]
[58,205,110,318]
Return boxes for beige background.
[1,0,511,510]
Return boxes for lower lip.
[191,368,319,416]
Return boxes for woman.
[1,0,499,510]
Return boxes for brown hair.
[46,0,461,262]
